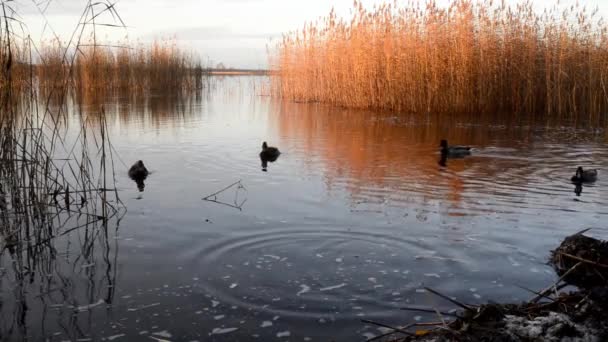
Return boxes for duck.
[260,141,280,161]
[128,160,149,180]
[571,167,598,183]
[440,139,471,157]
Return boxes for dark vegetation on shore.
[364,230,608,341]
[272,0,608,121]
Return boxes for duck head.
[576,166,584,177]
[440,140,448,149]
[137,160,145,167]
[262,141,268,150]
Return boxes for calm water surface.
[2,77,608,341]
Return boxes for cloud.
[146,26,280,41]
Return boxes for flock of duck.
[440,139,599,186]
[127,142,282,191]
[126,140,597,191]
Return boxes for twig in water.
[559,252,608,268]
[202,180,242,200]
[400,306,460,317]
[424,287,474,312]
[531,262,583,303]
[360,319,415,337]
[202,180,247,211]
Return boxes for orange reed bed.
[271,0,608,119]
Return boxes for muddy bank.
[368,231,608,342]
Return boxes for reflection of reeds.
[0,2,124,339]
[272,0,608,120]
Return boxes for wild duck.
[440,139,471,156]
[128,160,149,180]
[260,141,280,161]
[571,167,598,183]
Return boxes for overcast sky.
[13,0,608,68]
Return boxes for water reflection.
[269,99,608,215]
[5,77,608,341]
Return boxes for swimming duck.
[571,167,598,183]
[440,139,471,157]
[260,141,280,161]
[128,160,149,180]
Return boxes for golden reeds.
[70,39,203,92]
[272,0,608,119]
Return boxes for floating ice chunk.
[260,321,273,328]
[229,283,238,289]
[210,327,238,335]
[214,315,225,320]
[277,331,291,338]
[106,334,125,341]
[74,299,105,312]
[211,300,220,308]
[152,331,172,338]
[320,283,346,292]
[127,303,160,312]
[508,256,521,267]
[297,285,311,296]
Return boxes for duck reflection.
[260,141,280,172]
[438,153,447,167]
[128,160,149,192]
[574,182,583,197]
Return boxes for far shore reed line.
[6,38,205,94]
[271,0,608,120]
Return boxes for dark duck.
[259,142,280,171]
[128,160,149,191]
[571,166,598,183]
[440,139,471,157]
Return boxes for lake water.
[2,76,608,341]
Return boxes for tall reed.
[0,5,124,338]
[272,0,608,119]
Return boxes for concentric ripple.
[190,228,471,319]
